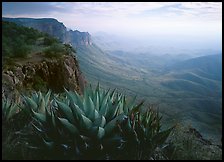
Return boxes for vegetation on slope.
[2,21,75,66]
[2,21,80,96]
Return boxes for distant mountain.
[2,17,92,48]
[165,54,222,81]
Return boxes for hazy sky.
[2,2,222,53]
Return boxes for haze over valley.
[2,2,222,159]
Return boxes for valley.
[76,44,222,144]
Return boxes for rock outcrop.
[2,55,86,102]
[2,17,92,47]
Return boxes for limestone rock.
[2,55,85,102]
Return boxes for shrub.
[33,75,48,91]
[44,43,64,58]
[43,35,59,46]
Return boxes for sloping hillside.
[2,21,84,102]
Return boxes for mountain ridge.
[2,17,92,47]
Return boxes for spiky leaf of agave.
[22,90,52,114]
[2,99,20,121]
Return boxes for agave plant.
[2,99,20,122]
[23,84,173,160]
[26,84,141,159]
[22,90,52,114]
[119,106,174,159]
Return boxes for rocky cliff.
[2,17,92,47]
[2,55,86,102]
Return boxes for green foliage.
[22,90,52,114]
[32,75,48,91]
[18,84,173,159]
[23,85,130,159]
[43,43,76,58]
[64,43,76,55]
[2,21,42,58]
[13,39,31,58]
[2,99,20,122]
[118,107,174,159]
[43,35,59,46]
[43,43,64,58]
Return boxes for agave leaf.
[32,123,45,133]
[70,103,84,127]
[74,91,84,111]
[44,104,51,123]
[100,89,110,110]
[104,114,127,135]
[151,126,174,147]
[94,109,100,120]
[31,92,39,103]
[109,89,116,101]
[44,90,51,106]
[116,101,124,115]
[71,103,85,118]
[88,84,94,100]
[24,96,38,111]
[86,97,95,121]
[102,135,125,149]
[64,89,77,106]
[2,100,8,113]
[51,108,56,128]
[65,97,70,107]
[56,99,75,124]
[95,82,100,95]
[97,127,105,139]
[122,96,128,114]
[52,99,57,108]
[38,91,43,106]
[128,101,144,116]
[38,98,45,114]
[58,117,79,135]
[104,97,112,116]
[80,114,92,130]
[95,92,100,111]
[127,95,137,112]
[32,109,46,123]
[93,116,106,128]
[43,138,54,149]
[3,100,10,114]
[7,104,19,120]
[121,96,128,114]
[100,102,108,116]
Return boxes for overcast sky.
[2,2,222,52]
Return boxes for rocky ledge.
[2,55,86,102]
